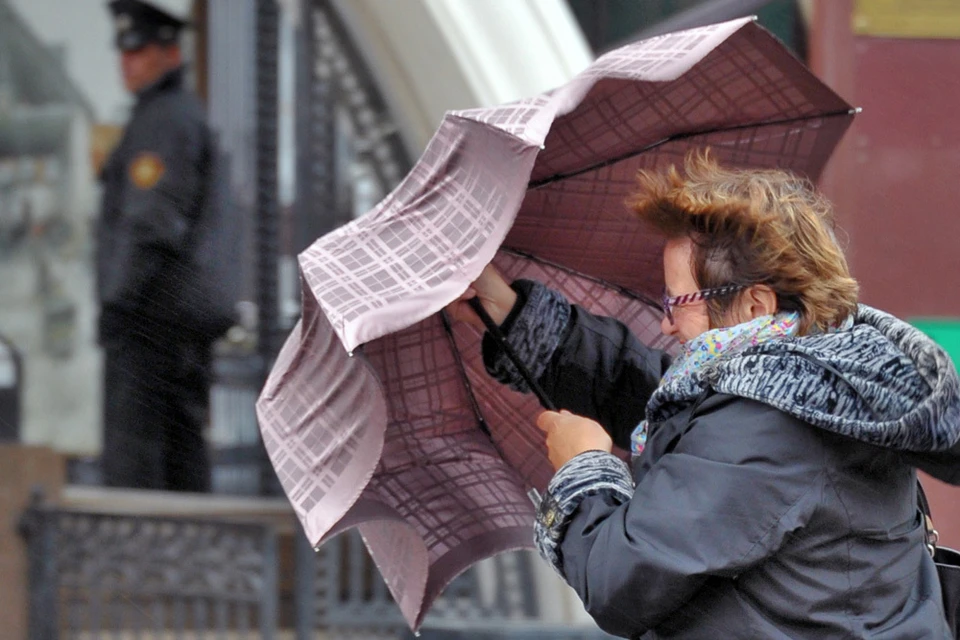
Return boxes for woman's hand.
[445,263,518,331]
[536,410,613,471]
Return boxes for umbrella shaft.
[467,298,557,411]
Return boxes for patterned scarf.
[630,313,800,455]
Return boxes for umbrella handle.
[466,297,557,411]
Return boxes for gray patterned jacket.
[484,280,960,640]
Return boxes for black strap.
[916,480,940,556]
[917,481,933,518]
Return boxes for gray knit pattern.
[485,281,571,393]
[534,451,634,578]
[649,304,960,453]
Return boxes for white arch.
[330,0,594,155]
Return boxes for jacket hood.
[706,305,960,484]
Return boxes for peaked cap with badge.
[108,0,188,51]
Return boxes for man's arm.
[113,104,208,309]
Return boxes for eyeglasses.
[661,284,747,324]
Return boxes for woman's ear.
[740,284,778,321]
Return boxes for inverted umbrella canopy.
[256,17,855,630]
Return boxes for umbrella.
[256,16,856,630]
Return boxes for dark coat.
[488,282,959,639]
[97,66,226,344]
[95,67,225,492]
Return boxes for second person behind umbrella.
[446,149,960,639]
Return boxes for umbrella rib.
[440,304,546,507]
[527,109,857,189]
[500,247,664,311]
[438,308,493,438]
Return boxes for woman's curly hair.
[627,149,859,335]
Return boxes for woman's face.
[660,236,712,343]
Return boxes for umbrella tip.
[851,107,863,114]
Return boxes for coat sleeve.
[113,102,208,307]
[537,396,827,638]
[539,303,672,449]
[482,279,672,449]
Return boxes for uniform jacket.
[97,67,228,344]
[484,280,960,639]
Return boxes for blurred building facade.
[0,0,101,455]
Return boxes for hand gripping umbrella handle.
[467,297,557,411]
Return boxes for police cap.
[108,0,188,52]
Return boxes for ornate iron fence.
[19,496,279,639]
[409,624,618,640]
[20,490,617,639]
[298,533,544,638]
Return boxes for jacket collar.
[135,65,185,105]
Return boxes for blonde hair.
[627,150,859,335]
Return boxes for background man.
[97,0,230,492]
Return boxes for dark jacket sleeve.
[546,396,827,638]
[114,100,208,307]
[540,303,672,449]
[482,279,671,449]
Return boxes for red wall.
[811,0,960,545]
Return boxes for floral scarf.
[630,312,800,455]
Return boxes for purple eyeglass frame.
[661,284,748,324]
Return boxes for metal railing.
[19,488,615,639]
[19,494,279,640]
[301,534,544,638]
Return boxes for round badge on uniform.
[129,152,166,189]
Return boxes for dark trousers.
[102,336,212,492]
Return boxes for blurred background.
[0,0,957,638]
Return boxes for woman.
[447,151,960,638]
